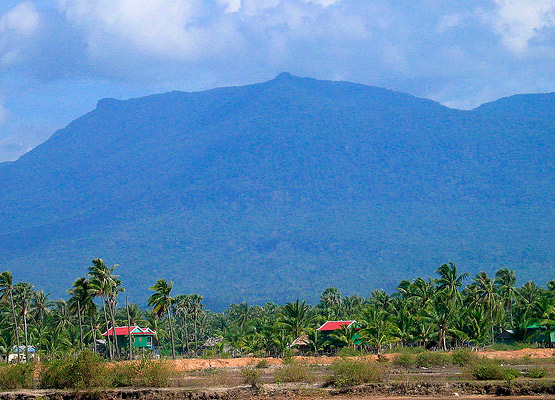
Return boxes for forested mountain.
[0,73,553,309]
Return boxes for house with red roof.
[102,326,156,350]
[316,320,362,348]
[316,320,357,332]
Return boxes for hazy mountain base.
[0,74,553,308]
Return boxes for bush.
[274,362,313,383]
[392,353,414,368]
[415,351,450,367]
[240,366,262,388]
[326,358,385,387]
[0,362,36,390]
[451,349,476,366]
[469,359,520,381]
[527,366,547,378]
[255,359,270,369]
[40,351,109,389]
[112,359,174,387]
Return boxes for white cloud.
[493,0,555,53]
[0,1,41,66]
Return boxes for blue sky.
[0,0,554,161]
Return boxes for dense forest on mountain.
[1,261,554,361]
[0,74,553,308]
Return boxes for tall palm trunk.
[167,308,176,359]
[90,318,97,353]
[126,297,133,360]
[77,300,84,351]
[22,310,29,360]
[108,299,120,358]
[9,291,21,362]
[101,297,113,360]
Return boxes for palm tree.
[0,271,21,362]
[13,282,34,359]
[148,279,176,359]
[472,271,500,343]
[360,305,398,354]
[320,287,342,319]
[436,262,468,304]
[88,259,120,358]
[495,268,517,327]
[68,276,97,351]
[188,294,204,353]
[279,299,312,338]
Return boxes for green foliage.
[414,351,450,367]
[0,362,36,390]
[274,361,313,383]
[469,358,520,381]
[526,366,547,378]
[392,353,414,368]
[240,366,262,388]
[111,359,174,387]
[451,348,476,366]
[255,359,270,369]
[39,350,109,389]
[326,358,386,387]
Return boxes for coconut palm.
[0,271,21,362]
[495,268,517,327]
[472,271,500,342]
[13,282,34,359]
[279,299,312,338]
[148,279,176,359]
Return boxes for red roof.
[102,326,156,336]
[316,320,356,331]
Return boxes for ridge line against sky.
[0,0,554,162]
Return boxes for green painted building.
[102,326,156,350]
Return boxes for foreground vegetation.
[1,260,554,363]
[1,350,554,392]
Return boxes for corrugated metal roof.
[316,320,356,331]
[102,326,156,336]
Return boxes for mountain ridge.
[0,74,553,310]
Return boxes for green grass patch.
[414,351,450,367]
[275,361,313,383]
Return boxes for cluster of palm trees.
[1,261,554,362]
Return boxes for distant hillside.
[0,73,553,310]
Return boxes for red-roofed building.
[102,326,156,350]
[316,320,357,331]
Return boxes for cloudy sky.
[0,0,554,161]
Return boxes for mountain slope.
[0,74,553,309]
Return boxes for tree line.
[1,260,554,362]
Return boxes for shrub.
[255,359,270,369]
[274,362,313,383]
[240,366,262,388]
[392,353,414,368]
[527,366,547,378]
[112,359,174,387]
[326,358,385,387]
[40,351,109,389]
[0,362,36,390]
[451,349,476,366]
[469,359,520,381]
[415,351,450,367]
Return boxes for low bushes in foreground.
[240,366,262,388]
[111,359,174,388]
[40,351,110,389]
[0,362,36,390]
[274,361,313,383]
[326,358,386,387]
[468,358,520,381]
[414,351,451,368]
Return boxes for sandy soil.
[169,348,555,371]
